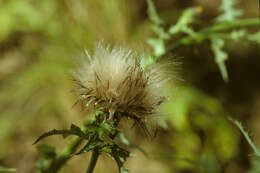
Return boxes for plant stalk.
[166,18,260,53]
[86,147,100,173]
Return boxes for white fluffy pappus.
[72,43,177,136]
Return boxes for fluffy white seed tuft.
[73,43,176,136]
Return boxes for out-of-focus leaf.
[152,26,170,40]
[146,0,163,25]
[0,166,16,172]
[35,158,48,173]
[169,7,200,36]
[216,0,243,22]
[147,38,165,57]
[199,154,221,173]
[146,0,169,58]
[229,29,246,40]
[248,158,260,173]
[120,167,129,173]
[37,144,56,159]
[33,124,88,144]
[247,31,260,44]
[141,54,155,68]
[210,37,229,82]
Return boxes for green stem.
[230,118,260,157]
[86,147,100,173]
[43,127,87,173]
[166,18,260,53]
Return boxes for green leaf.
[101,144,130,172]
[247,31,260,44]
[37,144,56,159]
[118,133,130,146]
[169,8,199,36]
[35,158,48,173]
[76,140,100,155]
[147,38,166,57]
[120,167,129,173]
[152,25,170,40]
[229,29,246,40]
[0,166,16,172]
[210,37,229,82]
[216,0,243,22]
[146,0,163,25]
[33,124,88,144]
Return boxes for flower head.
[73,43,174,136]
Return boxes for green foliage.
[210,37,229,82]
[164,86,239,165]
[169,8,198,36]
[146,0,168,57]
[0,166,15,172]
[146,0,163,26]
[34,110,132,173]
[37,144,56,159]
[101,144,130,173]
[216,0,243,22]
[147,0,260,82]
[249,159,260,173]
[247,31,260,44]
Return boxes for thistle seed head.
[73,43,175,136]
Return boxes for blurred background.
[0,0,259,172]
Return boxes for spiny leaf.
[146,0,168,57]
[210,37,229,82]
[229,117,260,157]
[33,124,88,145]
[0,166,16,172]
[146,0,163,25]
[217,0,243,22]
[169,7,201,36]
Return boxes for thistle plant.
[147,0,260,82]
[34,43,173,173]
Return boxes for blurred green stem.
[86,147,100,173]
[166,18,260,52]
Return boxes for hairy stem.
[166,18,260,53]
[86,147,100,173]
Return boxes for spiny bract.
[73,43,173,135]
